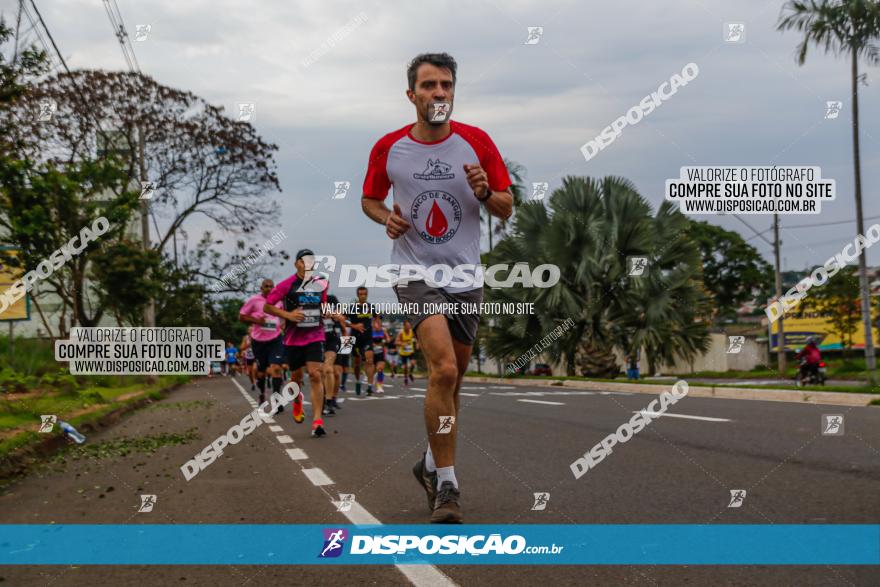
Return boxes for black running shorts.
[285,341,325,371]
[252,335,284,371]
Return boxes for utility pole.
[850,50,876,376]
[773,214,786,375]
[138,126,155,327]
[731,214,786,375]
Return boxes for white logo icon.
[338,336,355,355]
[313,255,337,272]
[531,492,550,511]
[724,23,746,43]
[39,415,57,433]
[429,102,451,123]
[727,489,746,508]
[821,414,844,435]
[140,181,156,200]
[337,494,355,512]
[237,103,255,122]
[524,27,544,45]
[333,181,351,199]
[138,494,157,513]
[437,416,456,434]
[531,182,549,201]
[38,99,57,122]
[727,336,745,354]
[134,24,151,42]
[824,101,842,119]
[628,256,648,276]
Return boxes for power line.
[102,0,141,73]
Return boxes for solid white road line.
[276,435,294,444]
[302,467,334,486]
[517,399,565,406]
[635,410,731,422]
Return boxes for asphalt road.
[1,374,878,586]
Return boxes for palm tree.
[481,176,711,376]
[778,0,880,374]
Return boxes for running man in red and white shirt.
[264,249,337,438]
[361,53,513,523]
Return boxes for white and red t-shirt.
[239,294,283,342]
[363,121,511,293]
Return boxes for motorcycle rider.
[795,337,822,382]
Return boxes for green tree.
[801,267,861,357]
[684,220,774,322]
[482,176,711,377]
[778,0,880,371]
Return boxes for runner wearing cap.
[361,53,513,523]
[263,249,336,438]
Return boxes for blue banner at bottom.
[1,525,877,565]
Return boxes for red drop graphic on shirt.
[426,201,448,237]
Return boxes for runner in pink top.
[239,279,285,406]
[263,249,333,437]
[361,53,513,524]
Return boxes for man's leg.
[353,352,362,394]
[333,365,343,394]
[365,349,375,393]
[451,338,474,415]
[417,315,460,472]
[306,360,327,436]
[323,352,337,401]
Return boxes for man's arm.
[239,313,264,326]
[481,189,514,221]
[464,163,513,221]
[362,198,411,239]
[263,303,303,323]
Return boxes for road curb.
[462,376,878,407]
[0,380,187,482]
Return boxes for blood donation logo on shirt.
[411,190,461,244]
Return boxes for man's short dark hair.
[407,53,457,91]
[357,286,368,293]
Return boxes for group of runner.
[232,52,512,523]
[237,268,421,437]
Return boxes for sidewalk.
[461,376,879,407]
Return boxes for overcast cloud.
[4,0,878,302]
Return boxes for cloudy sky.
[5,0,879,302]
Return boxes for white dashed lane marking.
[635,410,731,422]
[517,399,565,406]
[229,376,457,587]
[302,467,334,486]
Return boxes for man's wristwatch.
[476,187,493,202]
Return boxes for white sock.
[436,466,458,489]
[425,446,437,473]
